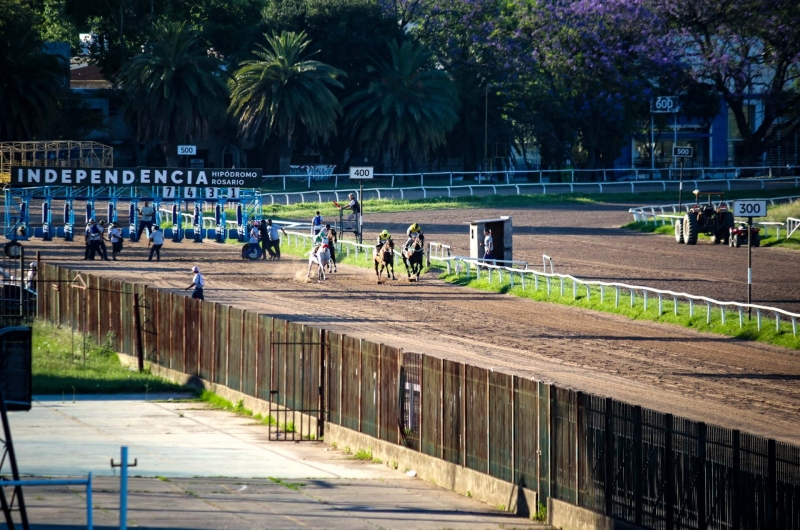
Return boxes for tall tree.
[344,39,460,171]
[228,30,344,174]
[116,20,228,166]
[0,1,67,141]
[650,0,800,165]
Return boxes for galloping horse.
[373,239,396,282]
[307,243,331,281]
[401,234,424,281]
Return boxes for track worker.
[249,221,261,255]
[404,223,424,250]
[148,225,165,261]
[258,218,270,260]
[186,266,205,300]
[25,262,36,292]
[137,201,155,241]
[86,219,102,260]
[340,193,361,227]
[375,229,393,253]
[97,220,110,260]
[326,224,338,273]
[481,228,493,260]
[109,222,123,261]
[264,219,288,260]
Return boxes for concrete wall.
[548,498,643,530]
[120,352,539,519]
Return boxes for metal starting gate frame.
[3,186,264,244]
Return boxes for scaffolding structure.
[0,141,114,184]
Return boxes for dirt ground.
[25,203,800,445]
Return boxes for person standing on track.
[249,221,261,256]
[83,220,93,260]
[326,224,338,272]
[109,222,123,261]
[25,262,36,292]
[148,225,165,261]
[186,266,205,300]
[85,219,103,260]
[137,201,155,241]
[97,220,110,261]
[258,218,270,260]
[264,219,287,260]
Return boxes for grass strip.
[439,270,800,350]
[32,320,185,395]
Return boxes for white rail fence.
[428,256,799,337]
[789,218,800,239]
[259,175,800,206]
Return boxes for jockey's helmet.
[325,223,331,229]
[411,223,420,231]
[380,230,390,239]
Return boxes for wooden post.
[576,391,582,506]
[254,314,260,398]
[461,363,467,468]
[358,338,363,433]
[732,430,740,530]
[768,439,777,530]
[511,376,516,486]
[633,406,643,525]
[487,369,491,474]
[338,334,343,426]
[697,423,707,530]
[604,397,613,517]
[440,358,444,459]
[319,329,326,439]
[133,293,144,372]
[665,414,674,530]
[182,297,188,373]
[377,344,382,440]
[239,312,244,392]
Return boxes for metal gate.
[268,323,326,442]
[0,242,33,329]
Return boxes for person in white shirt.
[137,201,155,241]
[186,266,205,300]
[481,228,494,260]
[25,262,36,292]
[148,225,165,261]
[249,221,261,256]
[109,222,123,261]
[97,220,110,260]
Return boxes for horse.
[307,243,331,281]
[402,235,424,281]
[373,239,396,282]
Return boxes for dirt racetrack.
[26,202,800,444]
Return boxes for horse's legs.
[402,256,412,278]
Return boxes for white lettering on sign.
[732,200,768,217]
[9,167,262,188]
[349,166,374,179]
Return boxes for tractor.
[729,223,761,248]
[674,191,734,245]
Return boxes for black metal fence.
[35,263,800,529]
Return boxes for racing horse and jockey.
[307,241,331,281]
[373,230,396,282]
[402,233,424,281]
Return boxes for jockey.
[376,229,393,252]
[404,223,424,250]
[326,224,338,272]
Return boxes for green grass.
[351,449,373,461]
[440,270,800,350]
[268,477,305,492]
[32,321,185,395]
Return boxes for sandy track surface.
[27,203,800,444]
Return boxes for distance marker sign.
[349,167,373,179]
[672,146,694,158]
[732,200,768,217]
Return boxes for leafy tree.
[116,21,228,166]
[0,1,67,141]
[343,39,460,171]
[228,31,344,174]
[650,0,800,166]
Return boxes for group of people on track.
[248,218,288,260]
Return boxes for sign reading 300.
[9,167,261,188]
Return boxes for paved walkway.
[8,394,545,529]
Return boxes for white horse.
[307,243,331,281]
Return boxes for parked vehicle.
[729,224,761,248]
[674,191,735,245]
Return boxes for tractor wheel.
[711,233,722,244]
[674,219,684,244]
[722,211,735,230]
[752,233,761,247]
[683,213,698,245]
[733,234,742,248]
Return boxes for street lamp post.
[484,83,489,174]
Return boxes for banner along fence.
[35,263,800,529]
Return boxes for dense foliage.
[1,0,798,171]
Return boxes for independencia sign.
[8,167,261,188]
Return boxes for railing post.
[615,287,619,308]
[706,302,712,324]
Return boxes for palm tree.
[228,31,344,174]
[0,24,66,141]
[343,39,460,171]
[116,21,228,166]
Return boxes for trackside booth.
[469,216,512,261]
